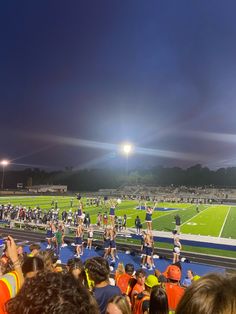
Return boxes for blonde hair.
[107,295,131,314]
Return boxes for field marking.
[180,206,211,227]
[218,206,231,238]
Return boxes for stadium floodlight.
[122,144,133,156]
[1,160,9,167]
[1,159,9,190]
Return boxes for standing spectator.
[164,265,185,312]
[174,214,181,234]
[135,216,142,235]
[176,273,236,314]
[132,275,159,314]
[131,269,146,305]
[0,236,24,314]
[149,286,169,314]
[106,295,131,314]
[85,257,121,314]
[6,272,99,314]
[116,263,135,295]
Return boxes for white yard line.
[218,206,231,238]
[181,205,211,227]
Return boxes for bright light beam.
[25,132,208,162]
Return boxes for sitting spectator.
[164,265,185,312]
[149,286,169,314]
[176,273,236,314]
[6,272,99,314]
[22,256,44,278]
[106,295,131,314]
[85,257,121,314]
[133,275,159,314]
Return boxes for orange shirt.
[116,273,132,294]
[165,282,185,311]
[0,271,21,314]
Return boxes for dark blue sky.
[1,1,236,170]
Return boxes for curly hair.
[6,272,99,314]
[85,257,110,284]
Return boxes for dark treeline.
[2,164,236,191]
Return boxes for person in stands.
[131,269,146,305]
[106,295,131,314]
[6,272,99,314]
[132,275,159,314]
[21,256,44,279]
[0,236,24,314]
[164,265,185,312]
[85,256,121,314]
[116,263,135,295]
[149,286,169,314]
[176,273,236,314]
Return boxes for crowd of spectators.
[0,235,236,314]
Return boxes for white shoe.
[46,245,51,249]
[142,265,147,269]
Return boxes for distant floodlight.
[1,160,9,166]
[122,144,133,155]
[1,159,9,190]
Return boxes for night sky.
[1,1,236,171]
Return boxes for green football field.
[1,195,236,239]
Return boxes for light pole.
[1,160,9,190]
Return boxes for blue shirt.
[94,284,121,314]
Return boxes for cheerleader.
[145,203,154,231]
[109,201,116,227]
[75,224,83,257]
[140,231,147,268]
[173,236,182,264]
[110,227,117,262]
[145,231,154,270]
[87,226,93,250]
[46,222,53,249]
[103,227,111,259]
[77,202,84,225]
